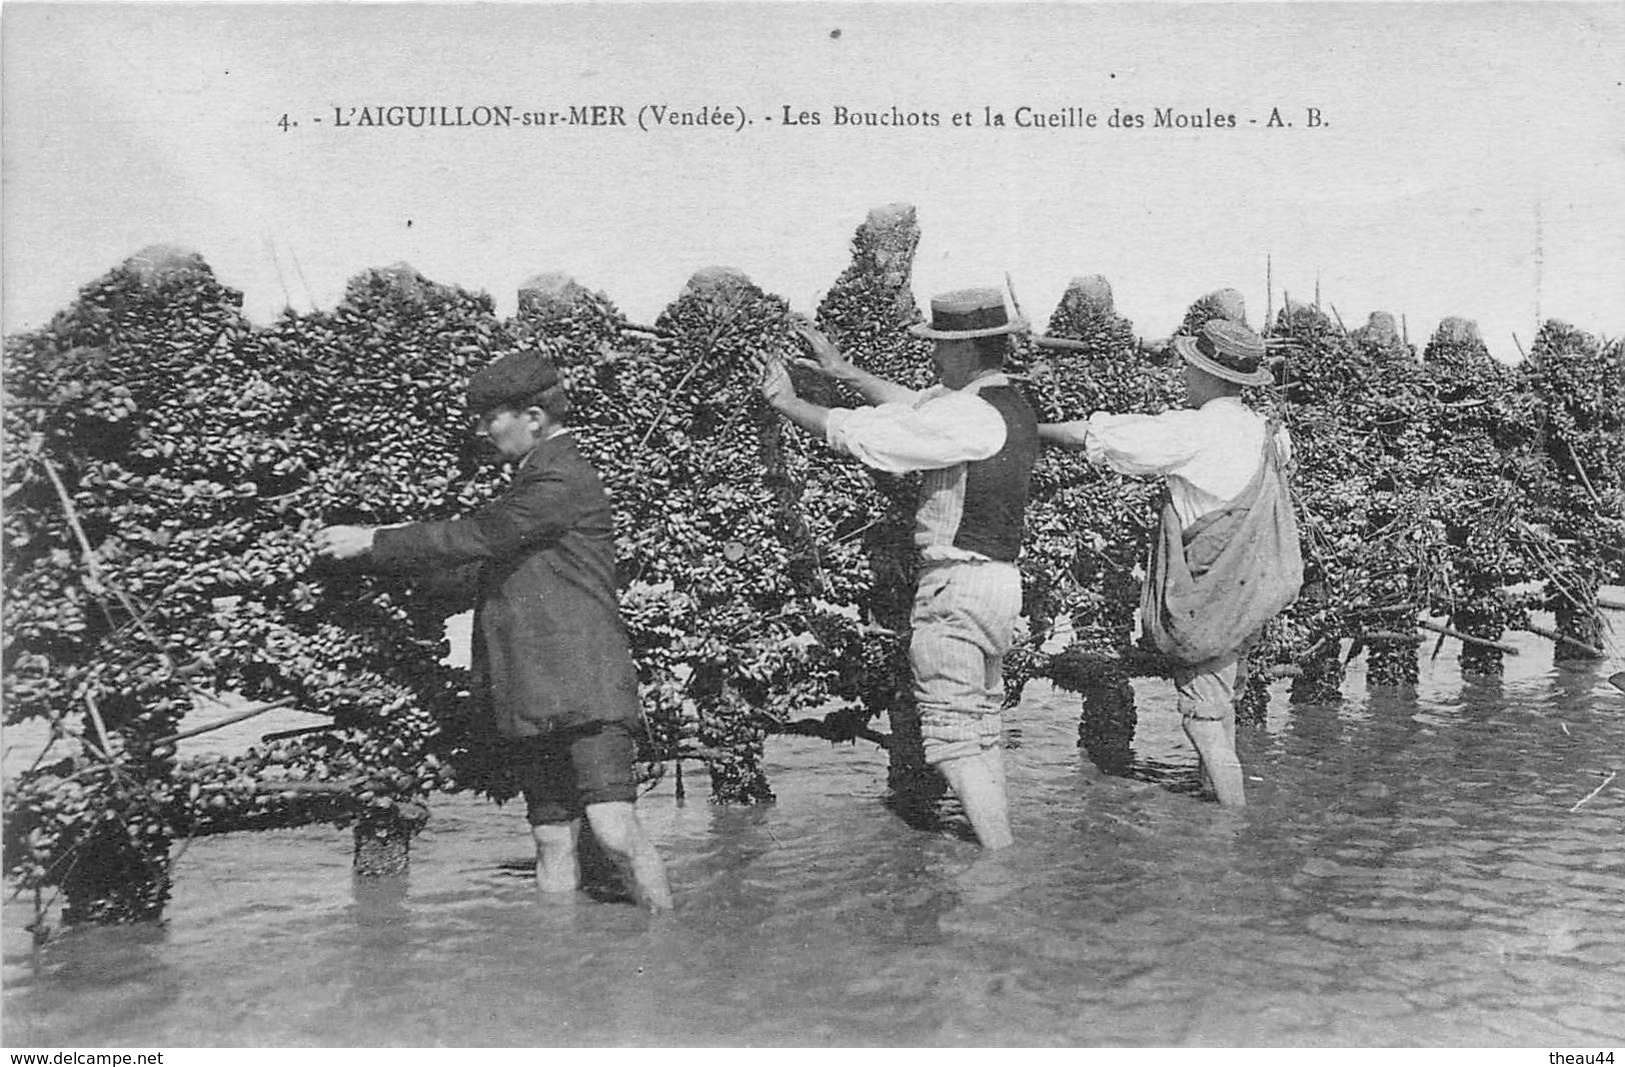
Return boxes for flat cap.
[466,350,560,413]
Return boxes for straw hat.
[907,288,1030,340]
[1173,319,1273,387]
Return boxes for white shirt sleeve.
[1082,409,1206,476]
[827,389,1007,474]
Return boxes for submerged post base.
[884,702,958,829]
[352,809,423,877]
[61,822,172,926]
[1073,659,1137,776]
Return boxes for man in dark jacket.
[316,351,672,909]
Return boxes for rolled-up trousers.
[909,559,1023,765]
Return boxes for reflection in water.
[5,633,1624,1046]
[329,874,415,1033]
[5,924,180,1046]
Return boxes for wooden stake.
[264,236,293,314]
[1301,634,1337,660]
[82,695,116,762]
[637,352,710,450]
[1033,335,1095,352]
[1004,271,1025,322]
[1265,254,1273,334]
[152,696,299,745]
[1362,631,1423,644]
[1558,437,1604,507]
[1429,613,1454,662]
[250,777,365,796]
[32,888,47,948]
[1519,621,1604,658]
[261,723,342,744]
[40,457,177,673]
[1416,619,1519,655]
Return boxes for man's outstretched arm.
[761,355,833,437]
[761,354,1004,475]
[1037,420,1091,449]
[773,395,833,438]
[790,322,920,406]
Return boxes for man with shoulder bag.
[1038,317,1303,806]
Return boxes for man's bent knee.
[920,706,1000,766]
[1179,699,1231,723]
[584,800,639,853]
[1174,662,1238,723]
[531,819,578,849]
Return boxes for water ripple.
[6,630,1624,1045]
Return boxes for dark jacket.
[372,432,640,738]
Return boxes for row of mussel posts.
[3,203,1621,927]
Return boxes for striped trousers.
[909,559,1023,765]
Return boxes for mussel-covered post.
[1520,321,1624,662]
[1177,287,1250,338]
[1272,300,1364,703]
[630,266,847,803]
[1421,317,1534,677]
[808,205,941,811]
[1347,312,1436,688]
[508,270,708,802]
[1020,276,1172,765]
[252,263,508,874]
[353,814,413,877]
[1,247,264,922]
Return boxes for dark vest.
[954,384,1038,561]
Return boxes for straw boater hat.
[907,288,1030,339]
[1173,319,1273,387]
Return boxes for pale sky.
[4,3,1622,362]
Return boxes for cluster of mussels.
[4,211,1619,927]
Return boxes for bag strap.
[1263,412,1293,473]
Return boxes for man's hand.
[314,524,375,561]
[759,354,798,408]
[789,320,858,381]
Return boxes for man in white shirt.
[1039,318,1291,807]
[761,288,1038,849]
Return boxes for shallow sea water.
[4,628,1623,1047]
